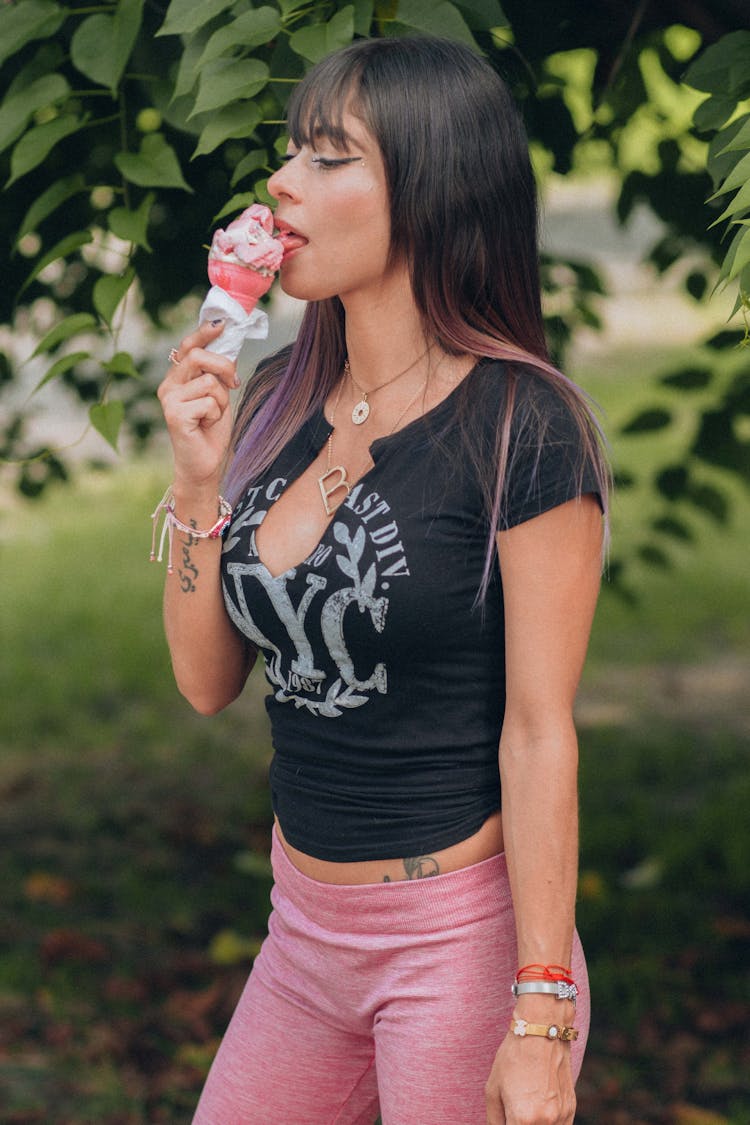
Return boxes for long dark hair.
[225,36,610,599]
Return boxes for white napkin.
[198,284,269,359]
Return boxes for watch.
[511,1018,578,1042]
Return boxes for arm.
[157,320,257,714]
[485,494,602,1125]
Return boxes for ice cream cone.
[207,260,273,312]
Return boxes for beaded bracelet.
[150,486,232,574]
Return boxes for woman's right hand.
[157,320,240,490]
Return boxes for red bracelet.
[516,963,575,985]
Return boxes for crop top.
[220,359,601,862]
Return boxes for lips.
[274,221,308,255]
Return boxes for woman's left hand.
[485,1032,576,1125]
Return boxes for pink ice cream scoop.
[207,204,284,312]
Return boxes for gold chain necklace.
[346,347,429,425]
[318,374,429,516]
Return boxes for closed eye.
[279,153,362,170]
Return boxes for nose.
[267,157,300,203]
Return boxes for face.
[267,112,403,305]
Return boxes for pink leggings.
[193,830,589,1124]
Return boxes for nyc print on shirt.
[223,477,410,718]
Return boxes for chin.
[279,270,338,304]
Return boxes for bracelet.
[511,1018,578,1043]
[512,980,578,1004]
[516,963,575,985]
[150,486,232,574]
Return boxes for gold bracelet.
[511,1018,578,1042]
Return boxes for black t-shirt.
[221,359,601,861]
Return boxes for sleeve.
[498,375,604,531]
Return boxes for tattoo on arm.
[178,525,199,593]
[382,855,441,882]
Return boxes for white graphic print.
[222,480,408,717]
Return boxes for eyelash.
[280,153,360,170]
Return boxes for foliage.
[685,30,750,324]
[0,0,749,585]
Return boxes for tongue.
[278,231,308,252]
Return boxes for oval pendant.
[351,399,370,425]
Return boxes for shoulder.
[461,358,585,441]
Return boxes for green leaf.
[253,177,273,206]
[71,0,144,94]
[637,544,671,569]
[621,408,672,435]
[71,14,115,90]
[693,94,736,133]
[212,193,258,223]
[31,313,98,358]
[104,352,141,380]
[390,0,476,45]
[196,8,282,68]
[190,59,270,118]
[687,481,729,524]
[0,0,65,70]
[33,351,91,394]
[172,26,212,101]
[7,114,85,188]
[230,147,267,187]
[712,177,750,226]
[708,149,750,199]
[659,366,712,391]
[89,401,125,450]
[0,74,70,156]
[157,0,234,37]
[717,114,750,155]
[655,465,688,501]
[115,133,192,190]
[20,230,93,297]
[651,515,693,543]
[290,7,355,64]
[452,0,507,31]
[352,0,374,36]
[278,0,311,15]
[93,267,136,326]
[724,226,750,284]
[192,103,262,158]
[716,225,746,284]
[107,192,154,250]
[685,31,750,95]
[16,175,87,243]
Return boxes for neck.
[340,273,432,391]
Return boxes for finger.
[169,345,238,391]
[170,318,227,363]
[160,376,230,431]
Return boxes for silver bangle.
[512,980,578,1004]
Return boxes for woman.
[157,35,609,1125]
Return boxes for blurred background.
[1,4,749,1123]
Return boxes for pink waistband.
[270,826,513,934]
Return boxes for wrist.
[513,993,576,1025]
[171,478,225,509]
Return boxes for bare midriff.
[275,811,504,884]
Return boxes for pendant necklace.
[346,347,429,425]
[318,373,429,516]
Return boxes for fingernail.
[210,318,224,327]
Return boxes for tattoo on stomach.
[383,855,440,882]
